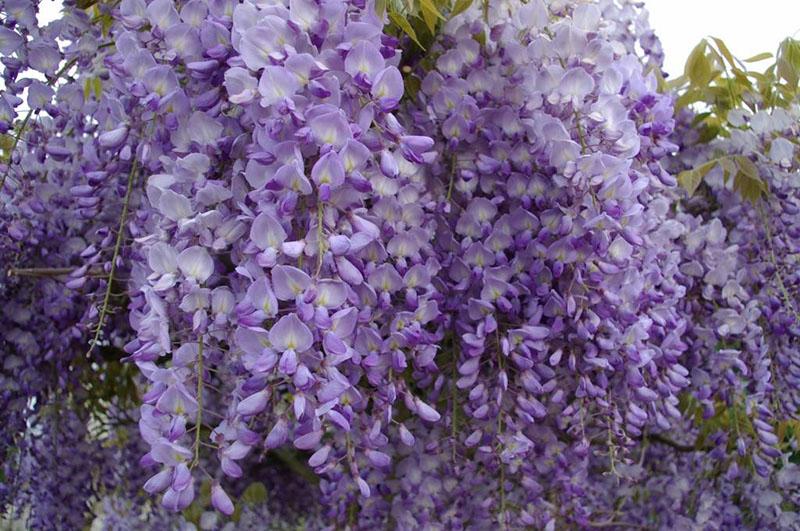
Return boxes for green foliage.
[672,37,800,130]
[450,0,474,18]
[383,0,476,52]
[388,10,425,49]
[240,482,269,505]
[181,480,271,524]
[230,482,269,522]
[0,134,15,157]
[677,155,768,204]
[419,0,445,34]
[777,38,800,89]
[80,351,140,432]
[83,77,103,101]
[671,36,800,202]
[680,394,756,455]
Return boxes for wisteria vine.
[2,0,800,529]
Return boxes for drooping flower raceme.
[398,0,689,526]
[4,0,800,528]
[119,0,441,516]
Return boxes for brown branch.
[7,266,107,278]
[556,427,705,454]
[646,433,701,453]
[586,520,648,529]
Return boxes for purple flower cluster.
[392,0,687,526]
[2,0,800,528]
[0,1,140,517]
[110,0,442,517]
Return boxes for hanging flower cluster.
[2,0,800,529]
[653,100,800,528]
[0,1,140,515]
[109,0,443,516]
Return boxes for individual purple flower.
[211,483,234,516]
[177,246,214,283]
[310,111,352,149]
[259,66,301,107]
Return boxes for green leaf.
[677,159,718,197]
[731,69,753,93]
[450,0,473,18]
[675,88,704,110]
[404,74,422,101]
[419,0,445,33]
[92,77,103,100]
[690,111,712,127]
[777,38,800,88]
[420,9,437,34]
[685,41,712,86]
[473,29,486,48]
[718,156,737,182]
[388,10,425,49]
[710,37,735,67]
[182,496,204,524]
[696,122,722,144]
[744,52,773,63]
[76,0,98,8]
[0,134,14,155]
[733,155,768,203]
[240,482,269,505]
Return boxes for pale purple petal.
[224,67,258,104]
[272,265,312,300]
[311,150,346,188]
[310,111,352,149]
[269,314,313,352]
[177,246,214,283]
[211,483,235,516]
[251,212,287,250]
[344,41,384,82]
[259,66,301,107]
[371,66,403,110]
[315,280,347,308]
[237,389,269,416]
[561,67,595,102]
[293,429,323,450]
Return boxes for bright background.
[32,0,800,78]
[645,0,800,77]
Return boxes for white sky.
[647,0,800,77]
[37,0,63,25]
[35,0,800,78]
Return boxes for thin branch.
[192,335,204,469]
[85,156,138,357]
[8,266,107,278]
[646,433,699,453]
[586,519,648,529]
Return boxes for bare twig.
[8,266,107,278]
